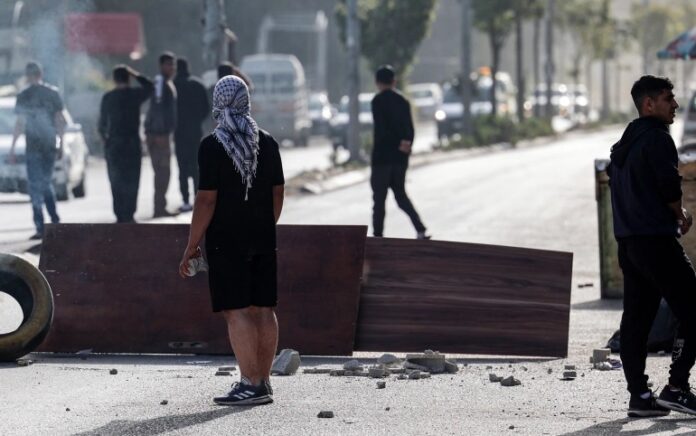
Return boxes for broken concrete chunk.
[405,353,447,373]
[377,353,401,366]
[595,362,612,371]
[403,361,431,372]
[271,349,301,376]
[376,381,386,389]
[109,369,118,375]
[420,372,431,379]
[16,359,32,367]
[317,411,334,418]
[343,359,363,371]
[500,376,521,387]
[489,373,503,382]
[593,348,611,364]
[397,374,408,380]
[444,360,459,374]
[369,367,387,378]
[389,368,406,374]
[408,371,422,380]
[564,365,576,371]
[215,371,231,376]
[424,349,434,355]
[547,368,553,374]
[562,371,577,379]
[330,369,346,377]
[218,366,236,372]
[160,400,168,405]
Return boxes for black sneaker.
[213,381,272,406]
[628,391,670,417]
[657,385,696,415]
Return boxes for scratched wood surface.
[38,223,366,355]
[354,238,573,357]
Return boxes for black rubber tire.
[72,174,86,198]
[0,254,54,362]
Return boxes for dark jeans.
[174,131,200,205]
[146,134,171,215]
[105,136,142,223]
[370,163,426,237]
[618,235,696,395]
[26,150,59,233]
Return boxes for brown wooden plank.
[355,238,573,357]
[37,223,366,355]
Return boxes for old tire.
[0,254,53,361]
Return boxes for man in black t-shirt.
[179,76,284,406]
[371,65,429,239]
[9,62,65,240]
[99,65,154,223]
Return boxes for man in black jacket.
[98,65,154,223]
[174,58,209,212]
[609,75,696,417]
[370,65,429,239]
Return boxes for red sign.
[64,13,146,57]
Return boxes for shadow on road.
[73,406,249,436]
[560,417,696,435]
[572,299,623,311]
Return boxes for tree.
[512,0,543,120]
[335,0,438,80]
[472,0,515,117]
[631,4,679,74]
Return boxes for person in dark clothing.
[145,52,177,218]
[179,75,284,406]
[370,65,429,239]
[9,62,65,240]
[174,58,209,212]
[98,65,154,223]
[609,75,696,418]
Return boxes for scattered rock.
[343,359,363,371]
[385,407,391,411]
[16,359,32,367]
[420,372,431,379]
[377,353,401,366]
[66,408,70,412]
[405,352,449,373]
[564,365,576,371]
[595,362,612,371]
[397,374,408,380]
[215,371,231,376]
[424,349,434,355]
[500,376,521,387]
[592,349,611,365]
[547,368,553,374]
[389,368,406,374]
[109,369,118,375]
[444,360,459,374]
[489,373,503,382]
[218,366,236,372]
[562,371,577,380]
[376,381,386,389]
[486,365,493,370]
[330,369,346,377]
[403,361,431,372]
[318,410,334,419]
[509,425,515,430]
[160,400,168,405]
[369,367,387,378]
[648,381,654,388]
[271,349,301,376]
[344,370,354,376]
[408,371,422,380]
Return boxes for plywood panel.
[38,224,366,355]
[355,238,573,357]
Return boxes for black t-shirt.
[371,89,414,166]
[14,83,64,149]
[198,129,284,254]
[98,75,154,139]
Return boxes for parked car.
[528,83,572,117]
[0,96,88,201]
[407,82,443,121]
[241,54,312,147]
[329,93,374,150]
[308,92,333,135]
[434,70,516,140]
[683,90,696,147]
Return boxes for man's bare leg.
[222,308,262,385]
[254,307,279,382]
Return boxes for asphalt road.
[3,122,696,435]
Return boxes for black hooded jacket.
[173,64,209,141]
[608,116,682,238]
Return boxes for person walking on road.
[179,75,285,406]
[609,75,696,418]
[98,65,154,223]
[370,65,429,239]
[9,62,65,240]
[173,58,209,212]
[145,52,177,218]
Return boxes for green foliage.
[335,0,438,79]
[631,3,679,64]
[516,117,554,140]
[447,116,554,149]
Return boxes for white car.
[0,96,88,201]
[407,83,443,121]
[329,93,374,150]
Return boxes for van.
[240,54,311,146]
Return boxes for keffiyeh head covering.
[212,75,259,200]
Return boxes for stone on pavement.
[377,381,386,389]
[317,411,334,419]
[489,373,503,382]
[377,353,401,366]
[109,369,118,375]
[595,362,613,371]
[218,366,236,372]
[343,359,363,371]
[562,371,577,379]
[500,376,521,387]
[271,349,301,376]
[408,371,422,380]
[215,371,231,376]
[368,367,387,378]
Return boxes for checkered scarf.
[212,75,259,200]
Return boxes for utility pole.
[642,0,650,74]
[544,0,555,119]
[460,0,472,136]
[202,0,226,68]
[515,7,525,122]
[346,0,362,161]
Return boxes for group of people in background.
[98,52,250,223]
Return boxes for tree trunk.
[515,10,525,122]
[490,36,500,117]
[601,56,610,119]
[533,15,541,117]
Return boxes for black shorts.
[206,249,278,312]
